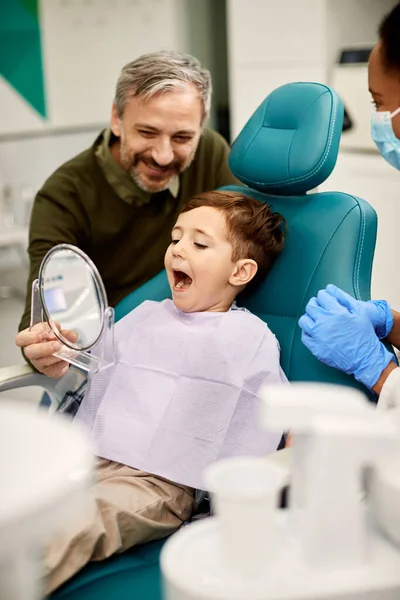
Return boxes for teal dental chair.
[1,83,379,600]
[116,82,378,393]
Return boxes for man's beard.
[119,138,196,193]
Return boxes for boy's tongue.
[176,275,192,289]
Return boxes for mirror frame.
[38,244,108,352]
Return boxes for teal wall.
[0,0,47,118]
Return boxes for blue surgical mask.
[371,106,400,170]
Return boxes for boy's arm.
[284,433,293,448]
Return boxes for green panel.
[21,0,39,20]
[0,0,46,119]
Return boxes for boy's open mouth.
[173,270,193,290]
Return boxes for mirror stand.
[30,279,115,374]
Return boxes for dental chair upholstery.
[116,82,378,394]
[225,82,378,392]
[3,83,379,599]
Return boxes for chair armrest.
[0,364,48,392]
[0,364,86,410]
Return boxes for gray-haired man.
[18,50,239,377]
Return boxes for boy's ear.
[111,104,121,137]
[229,259,258,287]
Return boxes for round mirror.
[38,245,107,351]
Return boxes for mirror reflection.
[41,248,103,349]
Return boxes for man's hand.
[15,322,78,378]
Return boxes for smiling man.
[19,51,239,344]
[111,79,203,194]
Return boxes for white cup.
[203,456,287,578]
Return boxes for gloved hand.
[324,284,393,339]
[298,289,394,390]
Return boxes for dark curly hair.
[181,190,286,280]
[379,2,400,72]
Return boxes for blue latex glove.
[325,284,393,339]
[299,289,394,390]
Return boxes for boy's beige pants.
[44,458,195,594]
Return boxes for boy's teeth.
[176,280,184,288]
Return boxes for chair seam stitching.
[239,88,337,188]
[287,204,357,375]
[354,200,366,298]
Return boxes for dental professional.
[299,2,400,409]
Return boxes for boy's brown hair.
[181,190,285,281]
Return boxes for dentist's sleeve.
[378,366,400,411]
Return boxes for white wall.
[0,129,98,192]
[226,0,328,139]
[326,0,395,70]
[227,0,400,307]
[321,152,400,307]
[226,0,396,139]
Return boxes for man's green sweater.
[19,128,239,331]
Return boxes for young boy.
[41,190,287,593]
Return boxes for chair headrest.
[229,83,344,196]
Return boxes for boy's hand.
[15,322,78,378]
[284,433,293,448]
